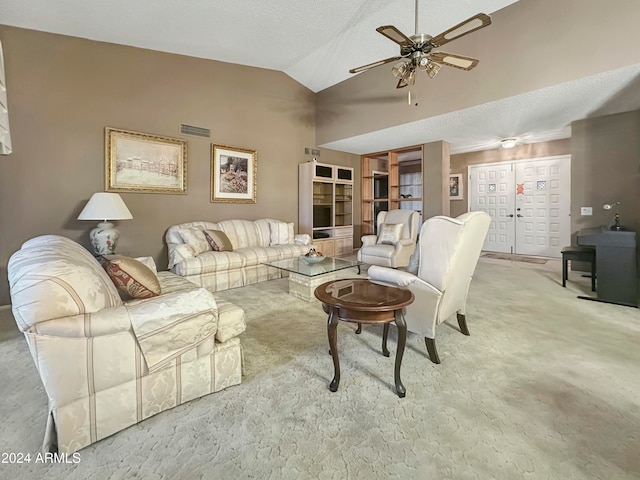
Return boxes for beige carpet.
[0,259,639,479]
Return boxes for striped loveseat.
[166,219,312,292]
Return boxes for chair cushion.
[377,223,403,245]
[101,255,161,299]
[360,244,395,259]
[203,229,234,252]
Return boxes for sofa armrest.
[125,288,219,372]
[167,243,196,270]
[31,304,132,337]
[294,233,312,246]
[361,235,378,247]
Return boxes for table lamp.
[77,192,133,255]
[602,201,622,231]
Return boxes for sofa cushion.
[235,246,282,266]
[101,255,161,300]
[269,221,295,245]
[217,219,261,249]
[173,251,246,276]
[177,228,211,255]
[203,229,233,252]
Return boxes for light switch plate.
[581,207,593,216]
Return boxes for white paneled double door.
[469,155,571,258]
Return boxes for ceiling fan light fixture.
[500,138,518,149]
[425,62,441,79]
[392,61,409,79]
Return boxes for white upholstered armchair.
[368,212,491,363]
[357,209,420,270]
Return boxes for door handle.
[516,214,523,218]
[506,214,514,218]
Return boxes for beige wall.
[571,111,640,241]
[0,26,358,305]
[316,0,640,145]
[449,139,572,217]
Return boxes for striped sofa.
[8,235,245,454]
[166,219,312,292]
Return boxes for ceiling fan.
[349,0,492,88]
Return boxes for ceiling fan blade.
[428,52,479,70]
[430,13,492,48]
[376,25,415,47]
[349,56,402,74]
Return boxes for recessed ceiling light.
[500,138,518,149]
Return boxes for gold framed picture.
[105,127,187,194]
[211,144,257,203]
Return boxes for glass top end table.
[262,256,363,302]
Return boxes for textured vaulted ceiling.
[1,0,640,154]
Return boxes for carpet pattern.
[482,252,548,264]
[0,260,639,479]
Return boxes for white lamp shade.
[78,192,133,221]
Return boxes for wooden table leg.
[393,310,407,398]
[382,323,390,357]
[327,306,340,392]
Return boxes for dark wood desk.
[577,226,637,307]
[314,279,414,398]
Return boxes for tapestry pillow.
[377,223,403,245]
[177,228,211,255]
[269,221,295,245]
[100,255,161,300]
[203,229,234,252]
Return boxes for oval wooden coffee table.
[314,278,414,398]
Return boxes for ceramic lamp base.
[89,222,120,255]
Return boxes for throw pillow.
[203,229,233,252]
[377,223,403,245]
[100,255,161,300]
[269,221,295,245]
[135,256,158,273]
[177,228,210,255]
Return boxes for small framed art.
[211,144,257,203]
[450,173,463,200]
[105,128,187,194]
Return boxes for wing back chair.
[368,211,491,363]
[357,209,420,269]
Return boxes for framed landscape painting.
[105,128,187,194]
[211,144,257,203]
[450,173,463,200]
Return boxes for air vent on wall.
[179,123,211,138]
